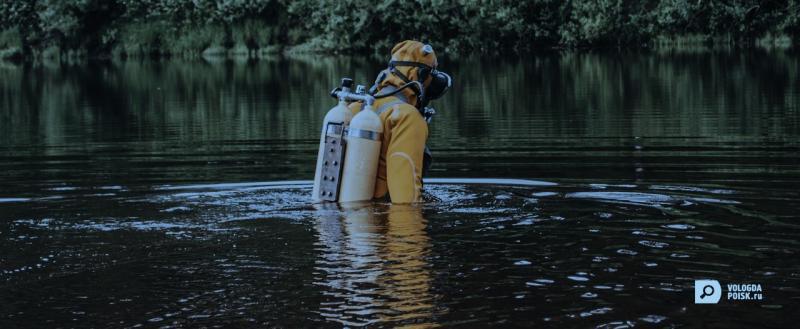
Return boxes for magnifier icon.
[700,285,714,299]
[695,279,721,304]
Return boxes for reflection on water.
[1,50,798,192]
[1,50,800,327]
[2,179,799,327]
[315,204,435,326]
[0,179,799,327]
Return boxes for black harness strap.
[390,60,433,71]
[390,67,414,85]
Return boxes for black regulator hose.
[329,87,342,99]
[372,81,423,99]
[329,81,419,100]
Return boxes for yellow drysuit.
[348,40,437,203]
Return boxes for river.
[1,49,799,327]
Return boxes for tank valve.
[331,78,355,99]
[332,83,375,106]
[341,78,354,89]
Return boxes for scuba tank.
[313,80,383,203]
[312,78,354,203]
[339,86,383,203]
[313,77,435,203]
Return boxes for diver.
[354,40,452,203]
[313,40,451,204]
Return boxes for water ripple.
[2,179,798,327]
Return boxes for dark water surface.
[1,50,800,327]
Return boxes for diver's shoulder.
[375,98,416,112]
[393,102,418,111]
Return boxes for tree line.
[1,0,798,60]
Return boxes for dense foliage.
[1,0,799,58]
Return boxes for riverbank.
[0,26,795,63]
[2,1,799,62]
[0,21,285,62]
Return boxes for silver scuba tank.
[313,81,384,203]
[338,86,383,203]
[312,78,354,202]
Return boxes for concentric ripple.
[1,179,798,327]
